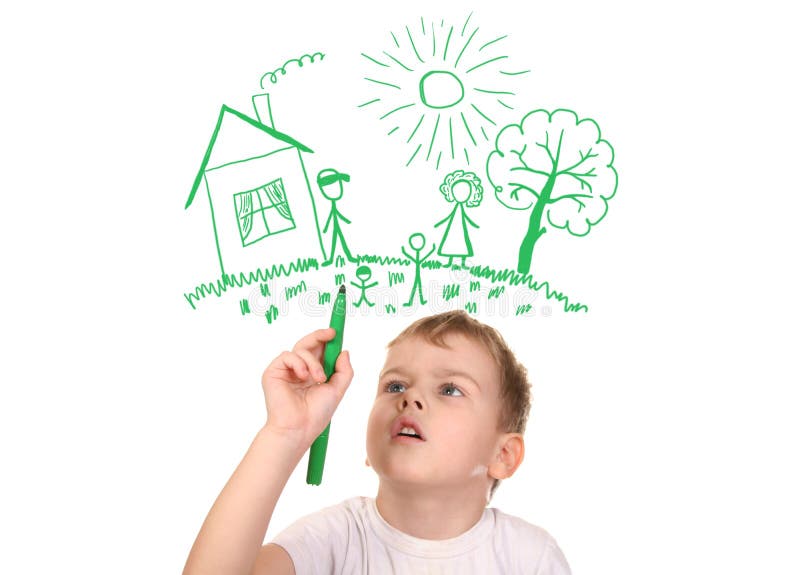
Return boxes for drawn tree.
[486,109,617,274]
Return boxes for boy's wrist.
[258,423,311,456]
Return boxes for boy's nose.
[400,398,423,411]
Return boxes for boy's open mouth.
[391,417,426,441]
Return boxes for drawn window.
[234,178,296,247]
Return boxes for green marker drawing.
[402,233,435,307]
[359,14,525,170]
[307,285,348,486]
[486,108,617,274]
[350,265,378,307]
[434,169,483,267]
[318,169,358,267]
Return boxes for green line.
[500,69,530,76]
[443,26,453,61]
[427,114,441,160]
[471,103,496,126]
[388,126,399,135]
[408,114,424,142]
[497,98,514,110]
[449,116,454,159]
[406,26,424,62]
[466,55,508,73]
[205,145,295,173]
[406,143,422,166]
[361,52,389,67]
[473,87,515,95]
[391,31,399,48]
[365,77,401,89]
[461,11,473,36]
[436,151,442,170]
[481,126,489,141]
[460,112,476,146]
[455,27,478,68]
[464,147,470,164]
[431,20,436,56]
[383,51,414,71]
[479,35,507,51]
[420,16,425,34]
[357,98,380,108]
[380,102,415,119]
[203,173,225,276]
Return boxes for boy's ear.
[365,456,371,467]
[488,433,525,480]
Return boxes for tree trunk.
[517,171,557,274]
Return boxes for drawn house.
[185,104,326,276]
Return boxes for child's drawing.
[434,169,483,268]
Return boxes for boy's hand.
[261,328,353,448]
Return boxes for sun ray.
[380,102,416,120]
[479,35,507,51]
[365,77,401,90]
[473,87,515,95]
[466,55,508,74]
[449,116,455,159]
[471,103,496,126]
[464,147,470,165]
[461,12,473,36]
[383,50,414,72]
[421,16,426,34]
[454,28,479,68]
[431,20,436,57]
[408,114,425,143]
[406,26,424,63]
[406,143,422,166]
[436,151,443,170]
[480,126,489,141]
[427,113,441,160]
[390,32,400,48]
[500,69,530,76]
[361,53,389,67]
[460,112,477,146]
[357,98,381,108]
[443,26,453,61]
[497,98,514,110]
[388,126,399,135]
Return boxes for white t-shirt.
[272,496,571,574]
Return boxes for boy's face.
[366,333,507,494]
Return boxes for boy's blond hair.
[388,310,532,498]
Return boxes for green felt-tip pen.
[306,284,347,485]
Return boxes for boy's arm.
[183,329,354,575]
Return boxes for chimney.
[251,93,275,129]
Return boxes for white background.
[2,1,798,573]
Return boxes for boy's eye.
[385,381,406,393]
[440,383,463,397]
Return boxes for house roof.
[185,105,314,209]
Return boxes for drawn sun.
[358,13,529,170]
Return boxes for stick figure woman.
[434,170,483,268]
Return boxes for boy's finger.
[292,328,336,354]
[295,348,326,383]
[328,350,354,397]
[274,351,309,381]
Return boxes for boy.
[184,311,570,574]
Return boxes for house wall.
[203,148,325,275]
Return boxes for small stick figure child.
[350,265,378,308]
[402,233,435,307]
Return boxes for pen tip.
[338,284,346,294]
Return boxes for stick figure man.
[318,168,358,267]
[402,232,435,307]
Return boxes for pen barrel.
[306,422,330,485]
[306,289,346,486]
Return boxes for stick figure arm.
[366,281,378,289]
[401,247,412,261]
[338,211,351,225]
[464,212,480,228]
[434,214,450,227]
[421,245,436,261]
[323,209,334,233]
[349,280,360,288]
